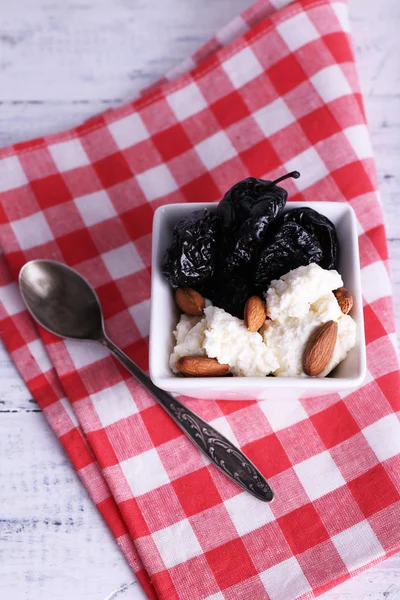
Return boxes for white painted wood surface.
[0,0,399,598]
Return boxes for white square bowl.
[150,201,366,401]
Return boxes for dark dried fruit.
[281,207,338,269]
[253,222,323,291]
[217,171,300,271]
[162,170,341,319]
[162,210,221,288]
[200,270,250,319]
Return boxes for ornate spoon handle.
[102,337,273,502]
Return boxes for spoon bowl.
[19,260,103,341]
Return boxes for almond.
[333,287,353,315]
[175,288,205,316]
[177,356,230,377]
[244,296,267,332]
[303,320,338,377]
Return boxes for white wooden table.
[1,1,399,599]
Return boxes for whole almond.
[175,288,205,316]
[303,320,338,377]
[177,356,230,377]
[244,296,267,332]
[333,287,353,315]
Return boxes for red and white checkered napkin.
[1,0,400,598]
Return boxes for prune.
[162,170,341,317]
[282,207,338,269]
[162,210,221,288]
[216,171,300,270]
[200,270,251,319]
[253,222,323,291]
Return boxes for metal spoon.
[19,260,273,502]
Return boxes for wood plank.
[0,0,254,101]
[0,342,33,411]
[0,411,147,600]
[0,101,115,148]
[349,0,400,96]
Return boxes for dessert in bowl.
[150,173,366,400]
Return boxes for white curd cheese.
[262,264,356,377]
[170,306,279,376]
[175,314,201,344]
[170,315,207,372]
[170,264,357,378]
[263,293,356,377]
[311,293,342,323]
[203,306,279,377]
[266,263,343,321]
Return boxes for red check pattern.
[1,1,400,599]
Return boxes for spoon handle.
[102,336,273,502]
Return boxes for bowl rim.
[150,200,367,391]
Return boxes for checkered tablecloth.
[1,0,400,598]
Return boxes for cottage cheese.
[170,315,207,371]
[170,306,278,376]
[263,293,356,377]
[203,306,279,377]
[170,263,356,377]
[266,263,343,321]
